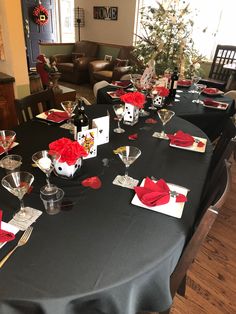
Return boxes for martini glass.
[32,150,60,195]
[156,109,175,139]
[1,171,34,222]
[117,146,141,187]
[192,84,206,104]
[113,104,125,133]
[61,100,77,132]
[0,130,16,162]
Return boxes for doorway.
[21,0,57,69]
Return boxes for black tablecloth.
[0,105,213,314]
[97,85,235,141]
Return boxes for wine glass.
[113,104,125,133]
[32,150,60,195]
[116,146,141,188]
[192,84,206,104]
[1,171,34,222]
[61,101,77,131]
[190,76,201,93]
[156,109,175,139]
[0,130,16,163]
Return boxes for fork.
[0,226,33,268]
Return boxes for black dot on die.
[58,167,62,171]
[75,164,78,168]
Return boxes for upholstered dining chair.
[200,45,236,90]
[15,88,54,124]
[159,159,232,314]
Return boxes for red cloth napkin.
[203,87,219,94]
[114,89,126,97]
[168,130,195,147]
[203,98,227,109]
[46,111,69,122]
[0,210,15,243]
[177,80,192,86]
[112,80,131,87]
[81,176,102,189]
[134,177,187,207]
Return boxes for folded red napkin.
[203,98,227,109]
[112,80,131,87]
[81,176,102,189]
[46,111,69,122]
[0,210,15,243]
[134,177,187,207]
[177,80,192,86]
[203,87,219,94]
[168,130,195,147]
[114,89,126,97]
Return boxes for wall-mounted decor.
[93,7,118,21]
[104,55,112,62]
[0,23,5,61]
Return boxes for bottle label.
[173,81,178,89]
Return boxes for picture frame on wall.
[93,7,118,20]
[104,55,112,62]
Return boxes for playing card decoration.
[92,115,109,145]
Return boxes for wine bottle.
[169,67,179,99]
[74,99,89,140]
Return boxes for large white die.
[123,103,139,126]
[54,158,82,178]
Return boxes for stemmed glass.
[113,104,125,133]
[190,76,201,93]
[0,130,16,159]
[32,150,60,195]
[156,109,175,139]
[192,84,206,104]
[1,171,34,222]
[61,101,77,131]
[116,146,141,187]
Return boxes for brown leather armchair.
[54,41,99,84]
[89,46,134,85]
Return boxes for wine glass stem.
[117,120,121,130]
[161,124,165,136]
[125,165,129,179]
[19,199,26,216]
[46,175,52,190]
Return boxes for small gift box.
[120,91,146,126]
[49,138,88,179]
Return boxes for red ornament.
[33,5,49,26]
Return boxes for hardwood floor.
[143,160,236,314]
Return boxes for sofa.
[53,41,135,85]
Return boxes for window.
[136,0,236,60]
[58,0,75,43]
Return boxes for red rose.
[120,91,145,109]
[49,138,88,166]
[153,86,170,97]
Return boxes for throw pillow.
[114,58,129,67]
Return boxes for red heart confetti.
[81,176,102,189]
[197,141,205,148]
[128,133,138,140]
[145,118,157,124]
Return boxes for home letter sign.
[93,7,118,20]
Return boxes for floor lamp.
[76,7,85,41]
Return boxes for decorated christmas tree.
[132,0,204,78]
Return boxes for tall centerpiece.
[120,91,146,126]
[49,138,88,179]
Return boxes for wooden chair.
[15,88,54,124]
[200,45,236,90]
[159,159,232,314]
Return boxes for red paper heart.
[145,118,157,124]
[197,141,205,148]
[128,133,138,140]
[81,176,102,189]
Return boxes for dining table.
[0,104,213,314]
[96,83,235,141]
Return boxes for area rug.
[59,81,96,104]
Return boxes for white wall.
[75,0,137,45]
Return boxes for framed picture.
[104,55,112,62]
[93,7,118,20]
